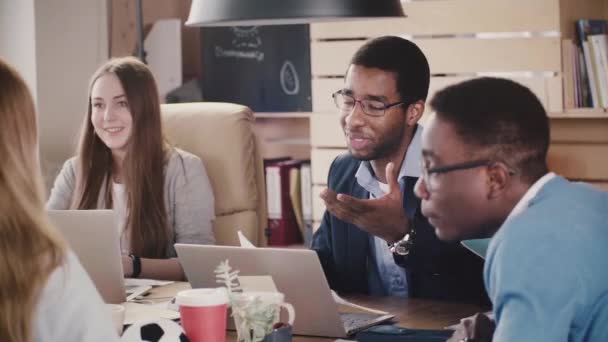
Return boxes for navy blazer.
[311,154,490,305]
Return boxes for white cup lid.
[176,288,229,307]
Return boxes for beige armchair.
[161,102,267,246]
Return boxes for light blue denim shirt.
[355,125,422,297]
[485,176,608,341]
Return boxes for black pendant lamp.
[186,0,405,27]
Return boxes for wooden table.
[281,296,486,342]
[138,282,487,341]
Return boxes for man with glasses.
[416,77,608,341]
[311,36,488,304]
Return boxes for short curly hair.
[350,36,430,104]
[430,77,550,184]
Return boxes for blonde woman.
[47,57,215,281]
[0,59,118,341]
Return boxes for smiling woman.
[47,57,216,281]
[90,73,133,154]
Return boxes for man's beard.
[349,122,406,161]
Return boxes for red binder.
[265,159,303,246]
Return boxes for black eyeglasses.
[332,91,405,117]
[420,160,491,192]
[420,159,517,192]
[426,160,492,175]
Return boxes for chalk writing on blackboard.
[280,61,300,95]
[200,24,312,112]
[214,27,265,62]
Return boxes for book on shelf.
[573,42,582,107]
[299,161,313,246]
[263,157,315,246]
[589,34,608,108]
[289,166,304,236]
[575,19,608,108]
[264,158,303,246]
[577,45,591,107]
[562,39,576,109]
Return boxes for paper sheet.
[125,278,174,287]
[237,230,256,248]
[125,285,152,302]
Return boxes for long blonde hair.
[0,59,66,341]
[73,57,169,258]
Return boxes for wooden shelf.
[254,112,312,119]
[549,108,608,119]
[256,110,608,119]
[265,138,311,145]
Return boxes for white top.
[34,251,119,342]
[112,182,130,254]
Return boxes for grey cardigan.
[47,148,216,257]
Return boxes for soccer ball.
[121,318,189,342]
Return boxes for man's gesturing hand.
[320,162,409,243]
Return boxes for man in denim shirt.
[416,77,608,341]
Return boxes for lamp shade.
[186,0,405,27]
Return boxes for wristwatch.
[389,228,415,256]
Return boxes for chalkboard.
[200,25,312,112]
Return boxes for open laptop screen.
[48,210,126,304]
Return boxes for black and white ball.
[121,319,189,342]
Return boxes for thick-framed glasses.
[420,160,491,192]
[332,90,405,117]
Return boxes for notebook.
[461,238,491,259]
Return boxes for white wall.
[33,0,109,189]
[1,0,109,190]
[0,0,38,100]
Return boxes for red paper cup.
[176,288,229,342]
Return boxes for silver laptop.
[48,210,126,304]
[175,244,395,338]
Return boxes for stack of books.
[563,19,608,109]
[263,158,313,247]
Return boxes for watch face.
[391,232,414,256]
[395,245,410,256]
